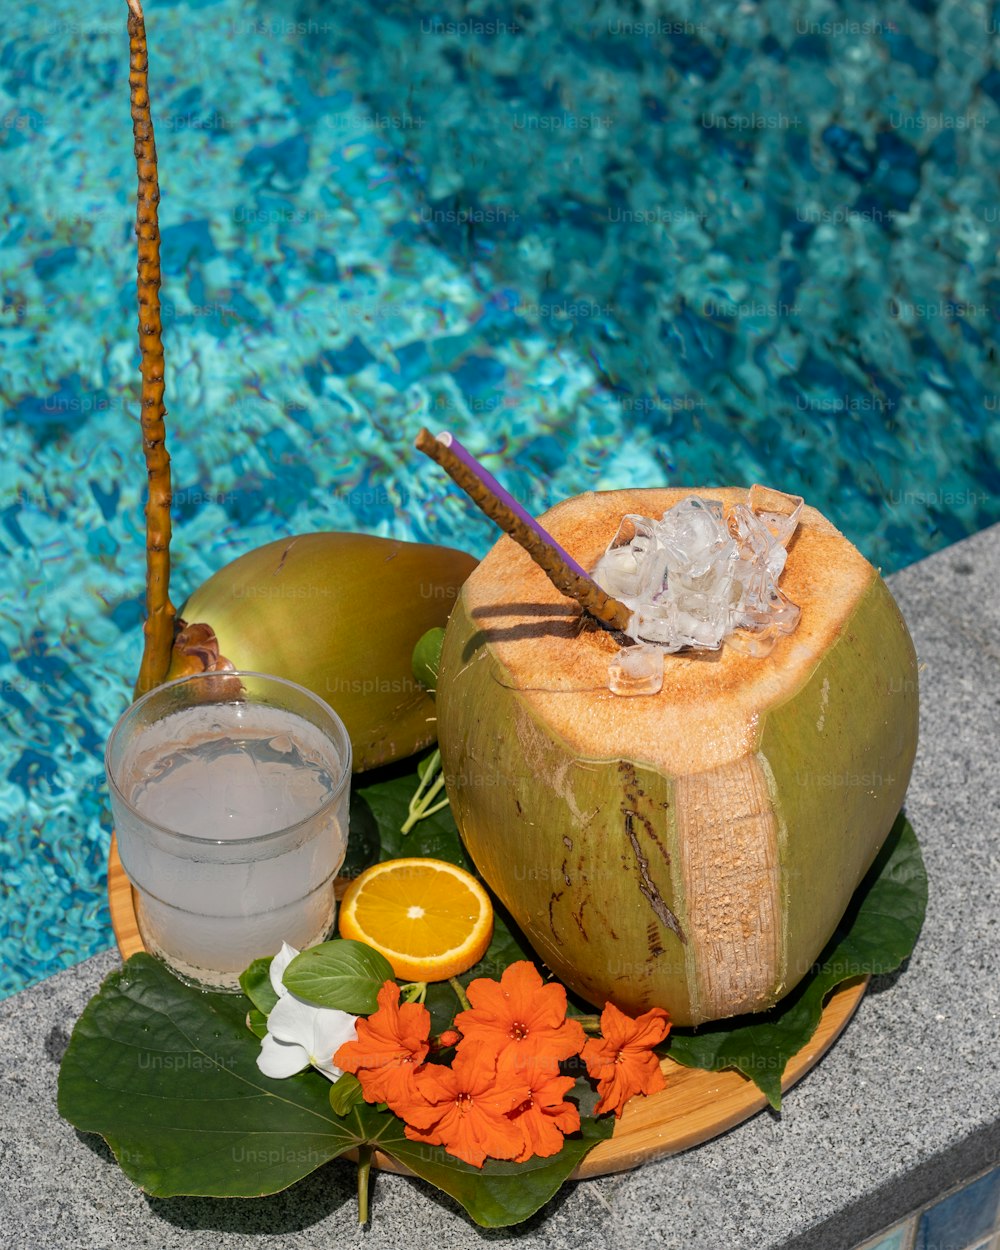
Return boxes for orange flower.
[400,1043,529,1168]
[454,961,585,1068]
[499,1050,581,1162]
[581,1001,670,1118]
[333,980,430,1106]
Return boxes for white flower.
[268,941,297,1000]
[256,942,357,1083]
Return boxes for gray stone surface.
[2,526,998,1250]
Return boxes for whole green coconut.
[173,533,477,771]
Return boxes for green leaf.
[283,939,395,1014]
[57,954,359,1197]
[239,957,279,1016]
[387,1114,614,1228]
[565,1060,603,1119]
[666,814,927,1108]
[340,791,381,883]
[329,1073,365,1116]
[358,765,473,868]
[246,1007,269,1040]
[322,1099,614,1228]
[412,626,446,691]
[58,953,612,1222]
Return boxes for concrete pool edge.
[1,522,998,1250]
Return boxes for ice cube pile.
[594,487,804,689]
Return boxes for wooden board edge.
[108,832,144,960]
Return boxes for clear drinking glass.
[106,671,352,990]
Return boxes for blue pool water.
[1,0,998,999]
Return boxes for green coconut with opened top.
[421,442,919,1028]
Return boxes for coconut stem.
[128,0,175,700]
[415,428,632,633]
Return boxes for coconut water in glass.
[106,671,352,990]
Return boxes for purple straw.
[435,431,594,581]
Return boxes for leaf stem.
[416,794,450,821]
[448,977,471,1012]
[356,1143,372,1225]
[401,750,449,834]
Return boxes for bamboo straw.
[127,0,175,698]
[415,428,633,633]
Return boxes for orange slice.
[338,857,494,982]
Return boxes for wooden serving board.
[108,832,867,1178]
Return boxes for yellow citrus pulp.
[338,857,494,982]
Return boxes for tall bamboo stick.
[127,0,175,699]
